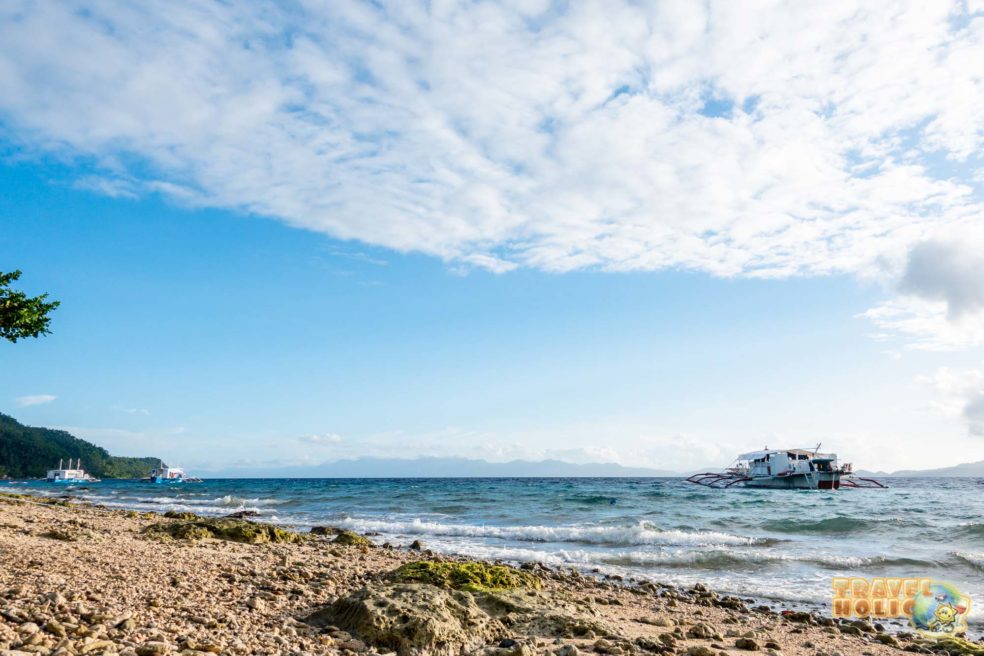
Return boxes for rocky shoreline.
[0,492,980,656]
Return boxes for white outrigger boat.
[46,459,100,483]
[687,446,885,490]
[146,461,202,484]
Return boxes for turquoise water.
[6,476,982,626]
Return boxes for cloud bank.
[921,367,984,436]
[298,433,344,447]
[0,1,982,341]
[14,394,56,407]
[863,233,984,349]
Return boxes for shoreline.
[1,492,979,656]
[6,482,961,630]
[0,484,845,624]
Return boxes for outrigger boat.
[46,459,100,483]
[146,461,202,483]
[687,445,885,490]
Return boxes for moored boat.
[687,446,885,489]
[146,461,201,483]
[46,459,100,483]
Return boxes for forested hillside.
[0,413,158,478]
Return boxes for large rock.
[475,590,615,639]
[306,583,505,656]
[332,530,374,547]
[391,561,540,593]
[142,518,303,544]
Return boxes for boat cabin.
[151,465,184,480]
[737,449,838,478]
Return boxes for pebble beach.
[2,492,979,656]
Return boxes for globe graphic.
[909,582,970,634]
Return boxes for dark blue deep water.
[6,476,982,626]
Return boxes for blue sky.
[1,1,984,472]
[2,158,979,472]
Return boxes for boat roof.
[738,448,836,460]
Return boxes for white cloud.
[113,405,150,415]
[863,232,984,349]
[861,296,984,351]
[298,433,343,446]
[901,238,984,319]
[0,1,981,283]
[2,1,984,351]
[919,367,984,436]
[14,394,56,407]
[73,175,139,199]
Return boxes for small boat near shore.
[145,461,202,483]
[46,459,100,483]
[687,446,886,489]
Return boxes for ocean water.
[6,476,983,627]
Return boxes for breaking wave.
[952,552,984,571]
[337,518,765,547]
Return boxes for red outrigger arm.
[686,472,752,488]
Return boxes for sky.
[1,0,983,473]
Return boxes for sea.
[5,476,983,629]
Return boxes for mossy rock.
[310,525,343,536]
[41,529,82,541]
[932,637,984,656]
[163,510,202,520]
[332,530,373,547]
[0,493,69,507]
[392,561,542,593]
[39,497,72,506]
[143,518,303,544]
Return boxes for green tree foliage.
[0,413,159,479]
[0,270,60,343]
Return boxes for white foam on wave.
[399,537,871,571]
[88,499,264,516]
[95,494,286,508]
[337,517,760,547]
[211,495,288,507]
[952,551,984,571]
[410,537,832,606]
[601,549,874,569]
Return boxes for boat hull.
[743,471,841,489]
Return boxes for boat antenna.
[814,442,822,454]
[59,458,63,469]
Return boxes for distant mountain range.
[215,456,984,479]
[0,413,159,479]
[857,460,984,478]
[3,411,983,479]
[203,456,679,478]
